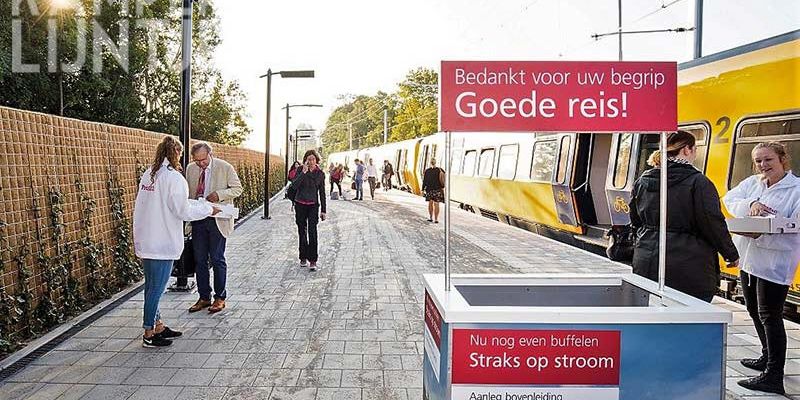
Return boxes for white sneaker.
[300,259,308,267]
[309,262,318,271]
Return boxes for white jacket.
[133,160,214,260]
[723,172,800,285]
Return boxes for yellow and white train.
[328,30,800,304]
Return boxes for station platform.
[0,188,798,400]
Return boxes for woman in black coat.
[629,130,739,302]
[292,150,327,271]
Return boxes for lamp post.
[294,128,316,163]
[281,104,323,185]
[168,0,195,292]
[52,0,73,116]
[258,69,315,220]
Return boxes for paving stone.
[80,384,139,400]
[123,367,179,385]
[79,366,136,384]
[222,386,274,400]
[210,368,260,387]
[166,368,219,386]
[176,386,229,400]
[128,385,184,400]
[269,386,316,400]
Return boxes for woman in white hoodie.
[723,142,800,395]
[133,136,219,347]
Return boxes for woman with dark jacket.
[422,158,445,223]
[629,130,739,302]
[292,150,327,271]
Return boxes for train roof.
[679,29,799,70]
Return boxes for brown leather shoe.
[188,299,212,313]
[208,299,226,314]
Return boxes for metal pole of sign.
[658,131,668,294]
[445,131,452,292]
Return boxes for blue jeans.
[142,259,174,329]
[192,218,228,301]
[355,179,363,199]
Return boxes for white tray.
[726,216,800,234]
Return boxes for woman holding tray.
[724,141,800,395]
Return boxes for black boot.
[737,372,785,394]
[740,356,767,371]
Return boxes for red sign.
[424,291,443,349]
[440,61,676,133]
[452,329,621,385]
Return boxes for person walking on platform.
[133,136,220,347]
[366,158,378,200]
[422,158,445,223]
[383,160,394,191]
[330,164,344,198]
[629,130,739,302]
[186,142,243,314]
[723,142,800,395]
[353,159,365,201]
[287,161,302,211]
[293,150,327,271]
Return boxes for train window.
[530,140,557,182]
[612,133,634,189]
[420,145,430,178]
[681,124,710,172]
[463,150,477,176]
[477,148,495,178]
[497,145,519,180]
[451,150,464,174]
[556,136,570,184]
[740,118,800,138]
[729,114,800,188]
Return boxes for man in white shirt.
[366,158,379,200]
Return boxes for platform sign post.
[439,61,677,294]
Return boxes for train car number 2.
[713,116,731,144]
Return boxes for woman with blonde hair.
[629,130,739,301]
[724,142,800,394]
[133,136,219,347]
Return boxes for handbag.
[172,235,196,277]
[286,182,297,201]
[438,168,445,187]
[351,181,356,190]
[605,225,635,262]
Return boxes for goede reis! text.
[453,67,666,120]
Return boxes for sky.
[212,0,800,154]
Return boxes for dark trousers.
[368,177,377,199]
[295,203,319,262]
[192,218,228,300]
[330,180,342,196]
[741,271,789,375]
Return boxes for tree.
[0,0,251,146]
[391,67,438,141]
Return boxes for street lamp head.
[279,70,315,78]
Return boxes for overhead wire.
[629,0,687,26]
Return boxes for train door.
[582,134,614,228]
[419,145,430,179]
[551,135,580,226]
[394,149,403,186]
[604,133,640,226]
